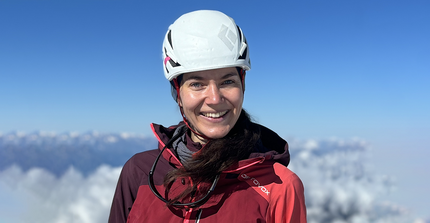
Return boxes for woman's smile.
[200,110,228,119]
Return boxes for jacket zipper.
[183,208,193,223]
[183,208,203,223]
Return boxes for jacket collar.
[150,122,290,170]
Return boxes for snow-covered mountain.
[0,131,157,176]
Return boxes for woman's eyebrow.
[184,72,239,81]
[184,75,204,81]
[221,73,239,79]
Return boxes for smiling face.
[178,67,244,144]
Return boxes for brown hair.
[163,109,260,205]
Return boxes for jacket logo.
[240,173,270,196]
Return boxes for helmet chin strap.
[240,68,246,93]
[173,78,211,142]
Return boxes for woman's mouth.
[201,111,228,118]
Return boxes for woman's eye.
[190,82,202,88]
[223,80,235,85]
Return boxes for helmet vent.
[236,25,242,42]
[167,30,173,49]
[168,59,181,68]
[238,46,248,60]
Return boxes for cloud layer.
[0,132,427,223]
[0,165,121,223]
[287,138,419,223]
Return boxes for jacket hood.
[150,122,290,171]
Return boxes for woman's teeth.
[202,111,227,118]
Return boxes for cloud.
[287,138,423,223]
[0,165,121,223]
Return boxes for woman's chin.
[192,126,232,142]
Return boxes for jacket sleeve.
[108,155,145,223]
[266,164,307,223]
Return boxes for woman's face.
[179,67,244,144]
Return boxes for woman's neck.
[190,131,208,145]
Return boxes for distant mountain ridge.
[0,131,157,176]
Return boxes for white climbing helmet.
[162,10,251,81]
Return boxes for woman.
[109,10,307,223]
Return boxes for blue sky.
[1,0,429,218]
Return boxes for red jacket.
[109,123,307,223]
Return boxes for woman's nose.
[205,83,222,104]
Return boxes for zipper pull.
[183,208,193,223]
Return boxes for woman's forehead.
[182,67,239,81]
